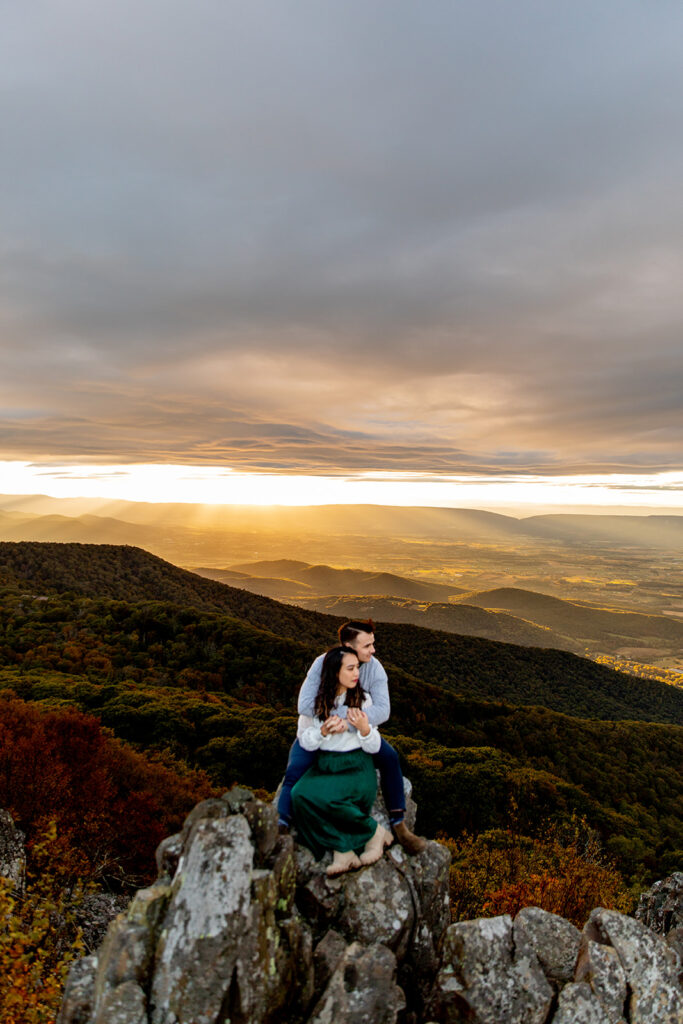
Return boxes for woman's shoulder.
[361,695,373,709]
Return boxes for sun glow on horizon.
[2,460,683,514]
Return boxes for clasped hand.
[320,714,348,736]
[347,707,370,737]
[320,710,370,738]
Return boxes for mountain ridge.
[1,540,682,727]
[3,493,683,547]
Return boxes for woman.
[291,645,394,876]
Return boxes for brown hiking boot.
[392,821,427,855]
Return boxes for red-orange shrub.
[0,695,216,886]
[439,816,634,927]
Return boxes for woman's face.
[337,652,360,690]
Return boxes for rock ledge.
[57,791,683,1024]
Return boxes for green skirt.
[291,748,378,860]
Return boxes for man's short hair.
[338,619,375,645]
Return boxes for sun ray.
[1,461,683,515]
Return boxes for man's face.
[348,631,375,663]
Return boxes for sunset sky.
[2,1,683,510]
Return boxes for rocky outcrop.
[427,900,683,1023]
[58,790,683,1024]
[78,892,131,955]
[0,808,26,893]
[636,871,683,967]
[59,786,449,1024]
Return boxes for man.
[278,619,426,854]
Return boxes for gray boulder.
[426,913,554,1023]
[584,907,683,1024]
[551,981,614,1023]
[306,941,406,1024]
[514,906,581,986]
[94,982,147,1024]
[149,810,312,1024]
[59,783,445,1024]
[58,956,99,1024]
[635,872,683,935]
[574,938,627,1023]
[150,815,255,1023]
[61,791,314,1024]
[297,839,450,1012]
[636,872,683,968]
[427,900,683,1024]
[0,807,26,892]
[313,929,348,995]
[59,785,682,1024]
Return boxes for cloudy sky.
[2,0,683,507]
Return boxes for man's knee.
[283,740,316,786]
[376,738,400,768]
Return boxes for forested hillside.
[2,542,681,724]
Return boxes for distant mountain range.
[189,559,683,666]
[452,587,683,648]
[291,594,578,651]
[2,494,683,670]
[2,493,683,549]
[197,559,464,602]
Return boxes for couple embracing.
[277,619,426,876]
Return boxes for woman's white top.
[297,694,381,754]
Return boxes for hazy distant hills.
[2,494,683,670]
[453,587,683,650]
[192,559,683,663]
[1,540,682,727]
[3,493,683,549]
[194,567,317,600]
[292,594,579,651]
[0,496,521,538]
[519,513,683,549]
[211,558,464,601]
[0,508,167,547]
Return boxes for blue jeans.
[277,736,406,826]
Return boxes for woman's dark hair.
[314,645,367,720]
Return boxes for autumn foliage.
[0,823,84,1024]
[440,814,634,927]
[0,694,216,886]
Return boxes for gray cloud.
[2,0,683,475]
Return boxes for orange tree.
[439,813,634,927]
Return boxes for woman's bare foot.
[359,824,393,866]
[326,850,362,876]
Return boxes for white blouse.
[297,694,381,754]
